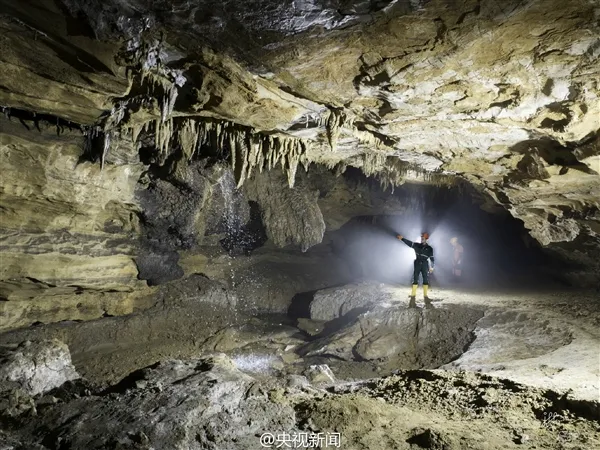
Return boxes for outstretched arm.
[396,235,414,247]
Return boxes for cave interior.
[0,0,599,449]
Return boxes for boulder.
[0,340,79,396]
[309,281,396,321]
[296,318,327,336]
[300,304,484,370]
[10,353,299,450]
[303,365,336,385]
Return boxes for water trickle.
[232,353,278,374]
[218,171,243,238]
[218,171,244,291]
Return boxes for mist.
[327,182,550,291]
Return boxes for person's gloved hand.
[396,235,403,240]
[429,267,434,273]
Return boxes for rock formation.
[0,339,79,396]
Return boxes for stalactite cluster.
[324,109,386,151]
[125,118,311,188]
[356,153,457,192]
[140,71,183,123]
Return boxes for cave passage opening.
[325,170,560,292]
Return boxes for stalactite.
[325,109,345,152]
[154,118,174,155]
[353,128,385,149]
[129,124,139,143]
[324,107,386,153]
[177,119,200,161]
[101,131,112,171]
[235,137,250,189]
[102,111,311,188]
[334,163,347,176]
[353,152,457,191]
[140,71,182,123]
[104,101,127,131]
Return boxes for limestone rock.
[153,274,238,310]
[1,0,600,314]
[1,353,599,449]
[301,302,484,370]
[200,319,304,354]
[0,340,79,396]
[0,276,240,385]
[309,281,396,321]
[296,318,327,337]
[243,170,326,251]
[0,116,144,302]
[303,364,336,385]
[0,1,129,123]
[0,288,155,333]
[10,354,298,450]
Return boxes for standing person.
[450,237,464,282]
[396,232,435,309]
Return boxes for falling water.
[219,171,238,234]
[218,171,243,293]
[217,170,266,313]
[231,353,279,374]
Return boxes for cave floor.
[2,284,599,450]
[4,284,597,403]
[419,286,600,402]
[293,284,600,402]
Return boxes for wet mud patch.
[446,309,574,366]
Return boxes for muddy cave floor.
[2,283,600,449]
[60,285,599,400]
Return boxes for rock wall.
[243,170,326,252]
[0,114,152,330]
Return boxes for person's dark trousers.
[412,259,429,285]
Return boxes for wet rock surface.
[0,351,598,450]
[0,282,598,448]
[301,303,483,371]
[308,281,396,321]
[0,340,79,396]
[297,283,484,373]
[0,275,241,385]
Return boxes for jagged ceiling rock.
[0,0,129,123]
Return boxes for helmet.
[421,232,429,239]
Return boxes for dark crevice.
[1,105,83,135]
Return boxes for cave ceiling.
[1,0,599,268]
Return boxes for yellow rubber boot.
[423,285,433,309]
[409,285,417,308]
